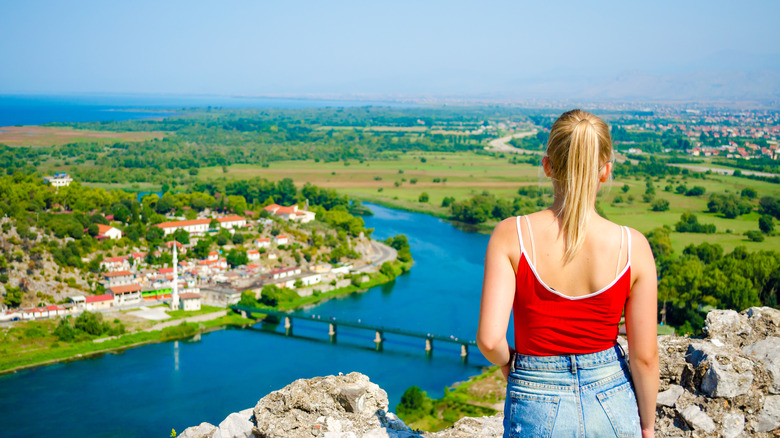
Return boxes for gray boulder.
[743,337,780,394]
[721,412,745,438]
[755,395,780,433]
[700,356,754,398]
[424,415,503,438]
[656,385,684,407]
[680,405,716,433]
[214,408,255,438]
[703,309,752,347]
[179,423,217,438]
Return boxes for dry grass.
[0,125,166,147]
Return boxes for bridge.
[231,305,477,359]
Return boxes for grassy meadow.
[199,150,780,253]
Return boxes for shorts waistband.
[513,344,626,371]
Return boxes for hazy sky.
[2,0,779,97]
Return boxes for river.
[0,203,507,438]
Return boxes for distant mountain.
[577,70,780,102]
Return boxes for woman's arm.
[477,219,517,377]
[625,229,659,437]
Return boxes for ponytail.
[546,110,612,264]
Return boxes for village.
[1,195,397,323]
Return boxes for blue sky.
[2,0,779,98]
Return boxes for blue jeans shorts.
[503,344,641,438]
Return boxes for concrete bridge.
[232,305,476,359]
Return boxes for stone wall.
[179,307,780,438]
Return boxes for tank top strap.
[615,226,624,277]
[625,226,632,267]
[515,216,525,254]
[524,216,536,266]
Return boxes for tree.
[3,286,23,307]
[744,230,765,242]
[173,228,190,245]
[651,199,669,212]
[621,184,630,193]
[145,226,164,244]
[226,249,248,268]
[231,232,245,245]
[418,192,429,203]
[759,215,774,234]
[238,290,257,307]
[646,228,673,259]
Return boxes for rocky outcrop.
[655,306,780,437]
[180,307,780,438]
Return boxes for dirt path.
[486,130,541,155]
[145,310,228,332]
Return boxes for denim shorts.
[503,344,641,438]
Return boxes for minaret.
[170,240,179,310]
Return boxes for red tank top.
[513,216,631,356]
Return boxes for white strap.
[515,216,525,254]
[524,216,536,266]
[625,226,632,266]
[615,226,624,277]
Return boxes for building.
[100,256,130,272]
[274,235,289,245]
[255,238,271,248]
[263,204,316,223]
[269,266,301,280]
[247,250,260,261]
[85,294,114,310]
[156,218,210,236]
[178,292,202,311]
[101,270,135,287]
[199,287,242,306]
[108,283,142,305]
[96,224,123,240]
[43,173,73,188]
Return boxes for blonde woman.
[477,110,658,438]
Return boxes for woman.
[477,110,658,438]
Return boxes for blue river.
[0,203,507,437]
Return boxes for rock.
[680,405,716,433]
[745,307,780,339]
[423,415,504,438]
[178,422,218,438]
[743,337,780,394]
[213,408,255,438]
[656,385,684,407]
[252,372,414,438]
[685,341,724,367]
[700,356,754,398]
[703,309,752,347]
[755,395,780,433]
[721,412,745,438]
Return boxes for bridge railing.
[231,304,476,358]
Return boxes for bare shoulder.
[488,217,519,247]
[626,227,657,281]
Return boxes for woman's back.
[519,210,629,298]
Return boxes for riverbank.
[0,258,413,376]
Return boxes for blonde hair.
[546,109,612,264]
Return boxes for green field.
[198,151,780,253]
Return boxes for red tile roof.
[156,218,210,229]
[103,270,133,278]
[217,216,245,223]
[109,284,142,295]
[179,293,201,300]
[85,294,114,303]
[102,256,129,263]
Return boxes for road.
[485,130,541,155]
[353,240,397,273]
[668,164,778,178]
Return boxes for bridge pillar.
[329,323,337,343]
[460,344,468,358]
[284,316,293,336]
[425,338,433,353]
[240,310,248,319]
[374,331,384,351]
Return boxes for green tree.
[226,249,249,267]
[3,286,23,307]
[651,199,669,211]
[759,215,774,234]
[418,192,429,203]
[238,290,257,307]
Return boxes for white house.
[108,283,143,305]
[269,266,301,280]
[156,218,210,236]
[96,224,123,240]
[43,173,73,188]
[273,235,289,245]
[255,238,271,248]
[100,256,130,272]
[247,250,260,261]
[217,215,247,230]
[178,292,202,311]
[85,294,114,310]
[263,204,316,223]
